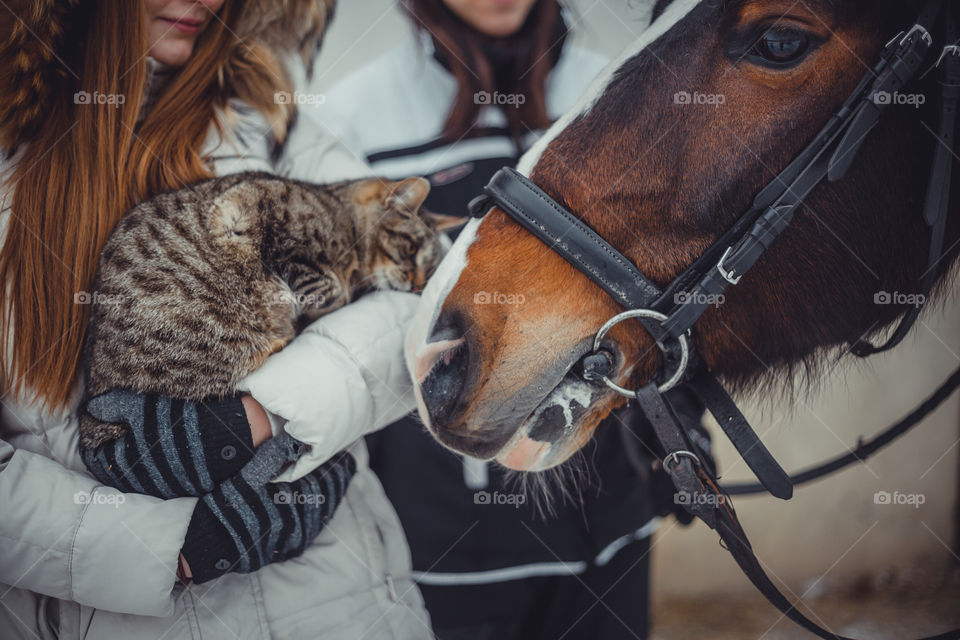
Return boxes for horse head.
[406,0,960,471]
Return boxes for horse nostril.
[421,341,468,426]
[418,311,469,427]
[413,337,464,382]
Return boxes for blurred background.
[307,1,960,637]
[312,0,654,86]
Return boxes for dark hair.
[402,0,564,142]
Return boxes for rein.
[467,1,960,638]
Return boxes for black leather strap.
[661,3,939,340]
[635,382,717,528]
[687,371,793,499]
[639,375,960,640]
[852,1,958,356]
[473,0,948,350]
[724,365,960,495]
[828,12,937,180]
[709,502,960,640]
[466,1,957,637]
[662,203,794,337]
[469,168,663,311]
[469,168,678,348]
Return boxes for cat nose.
[415,313,469,428]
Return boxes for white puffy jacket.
[0,72,430,639]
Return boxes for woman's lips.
[159,17,205,34]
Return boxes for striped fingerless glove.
[180,433,357,583]
[80,390,255,498]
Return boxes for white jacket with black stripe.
[0,63,429,640]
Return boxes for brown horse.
[405,0,960,472]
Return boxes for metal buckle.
[936,45,960,69]
[663,449,700,472]
[591,308,690,395]
[887,24,933,50]
[717,246,742,285]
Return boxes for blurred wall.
[311,0,960,601]
[654,297,960,600]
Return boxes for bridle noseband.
[468,1,960,638]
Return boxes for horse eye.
[751,28,811,65]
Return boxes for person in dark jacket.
[311,2,706,637]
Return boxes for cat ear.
[385,177,430,214]
[421,210,468,231]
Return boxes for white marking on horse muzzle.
[405,217,481,427]
[531,378,595,436]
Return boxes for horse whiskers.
[501,448,591,520]
[502,469,556,519]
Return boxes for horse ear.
[386,177,431,214]
[421,210,467,231]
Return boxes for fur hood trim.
[0,0,334,147]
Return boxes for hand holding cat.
[179,432,356,583]
[82,391,257,498]
[239,290,422,482]
[82,289,421,490]
[81,392,357,583]
[241,395,274,446]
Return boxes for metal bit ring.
[591,308,690,396]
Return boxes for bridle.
[467,1,960,638]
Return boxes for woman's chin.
[147,39,196,68]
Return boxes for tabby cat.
[79,171,460,448]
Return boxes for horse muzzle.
[411,310,610,469]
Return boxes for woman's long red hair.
[0,1,292,409]
[402,0,562,142]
